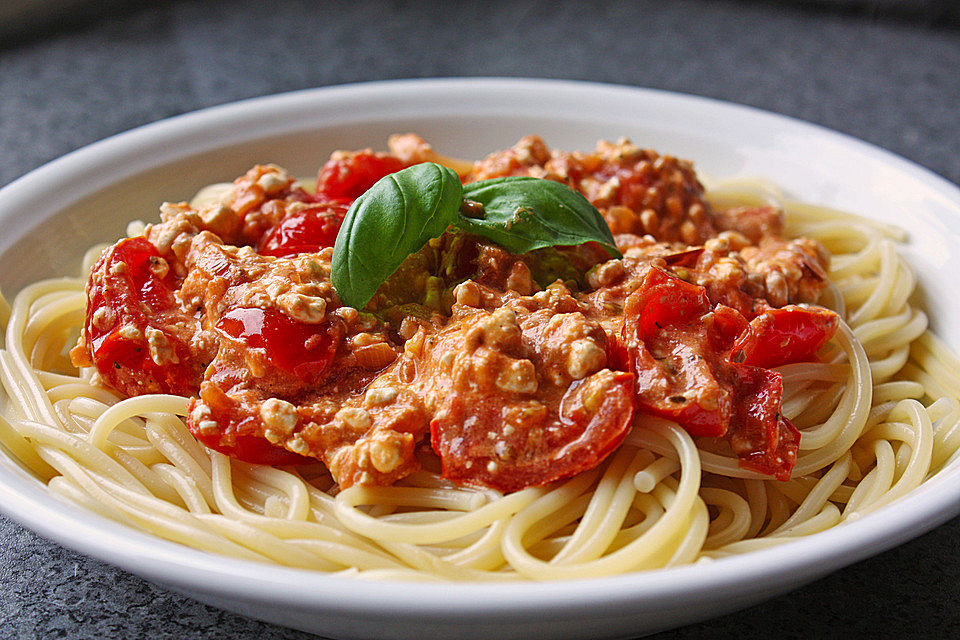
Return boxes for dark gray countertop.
[1,1,959,637]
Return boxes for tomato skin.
[83,237,203,397]
[620,266,834,480]
[185,398,310,466]
[734,305,839,369]
[315,151,408,202]
[215,307,342,385]
[258,201,349,257]
[622,268,727,437]
[430,370,635,493]
[631,267,712,342]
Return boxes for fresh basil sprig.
[458,177,620,258]
[331,162,621,310]
[332,163,462,311]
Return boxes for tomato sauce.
[72,137,837,490]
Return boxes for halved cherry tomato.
[215,307,342,385]
[82,237,203,397]
[620,266,834,480]
[430,370,635,493]
[258,201,349,257]
[734,305,839,369]
[315,151,407,202]
[622,267,726,437]
[185,398,310,466]
[630,267,711,341]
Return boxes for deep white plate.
[1,79,959,639]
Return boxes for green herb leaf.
[457,177,621,259]
[332,162,463,309]
[331,163,622,311]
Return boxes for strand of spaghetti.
[48,475,130,522]
[143,417,216,506]
[793,321,872,464]
[770,503,843,538]
[855,308,927,355]
[838,277,880,310]
[0,412,56,478]
[554,448,653,565]
[232,462,311,521]
[872,381,925,405]
[550,445,639,564]
[498,471,600,554]
[603,494,665,551]
[112,447,185,506]
[769,453,851,535]
[281,539,410,573]
[25,295,83,365]
[916,332,960,390]
[88,395,188,448]
[741,479,767,538]
[0,350,61,427]
[848,240,898,327]
[819,280,847,317]
[844,439,896,516]
[768,474,818,505]
[334,483,543,545]
[783,199,907,241]
[633,456,679,493]
[701,487,751,549]
[4,279,82,359]
[47,383,121,406]
[911,341,960,397]
[924,397,960,471]
[702,179,785,210]
[665,498,710,567]
[500,422,700,580]
[441,518,512,570]
[36,445,266,561]
[704,497,735,538]
[36,370,85,388]
[880,257,916,319]
[778,362,850,386]
[14,419,155,496]
[188,514,341,571]
[787,385,844,428]
[853,400,933,514]
[373,540,519,581]
[150,463,211,513]
[869,344,910,382]
[829,234,882,282]
[761,483,792,534]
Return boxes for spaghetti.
[0,142,958,582]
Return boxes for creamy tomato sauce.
[71,136,838,491]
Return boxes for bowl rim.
[1,77,960,620]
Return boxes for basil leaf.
[457,177,621,259]
[332,163,462,310]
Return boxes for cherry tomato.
[215,307,342,384]
[315,151,407,202]
[258,201,349,257]
[727,368,800,480]
[430,371,635,493]
[734,305,839,369]
[630,266,711,342]
[622,267,726,437]
[84,238,202,397]
[621,266,821,480]
[186,398,310,466]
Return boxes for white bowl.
[1,78,959,639]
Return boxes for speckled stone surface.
[0,1,958,638]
